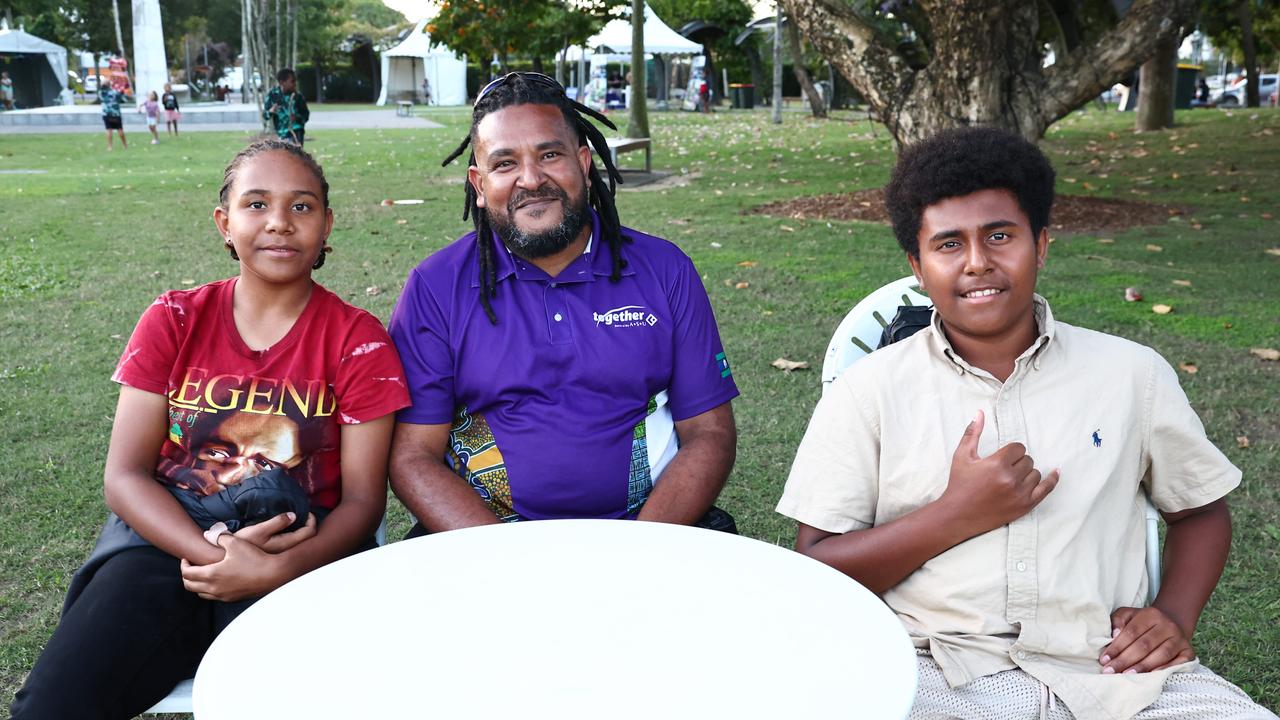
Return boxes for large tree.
[781,0,1198,144]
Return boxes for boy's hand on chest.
[938,409,1061,537]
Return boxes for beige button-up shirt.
[777,297,1240,720]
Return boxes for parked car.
[1214,74,1278,106]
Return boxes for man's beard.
[488,185,589,259]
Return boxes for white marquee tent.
[0,25,71,107]
[376,18,467,106]
[587,4,702,56]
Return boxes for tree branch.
[1039,0,1195,126]
[781,0,914,121]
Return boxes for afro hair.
[883,126,1056,258]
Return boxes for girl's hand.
[180,533,295,602]
[233,512,318,553]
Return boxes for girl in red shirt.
[11,138,410,720]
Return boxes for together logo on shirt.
[593,305,658,328]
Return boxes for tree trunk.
[783,0,1196,145]
[314,54,324,103]
[772,4,783,124]
[1239,0,1259,107]
[627,0,650,138]
[1136,33,1176,131]
[289,0,297,70]
[274,0,281,69]
[785,19,826,118]
[242,0,255,106]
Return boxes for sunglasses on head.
[475,72,565,106]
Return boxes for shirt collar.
[927,294,1056,375]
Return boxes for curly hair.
[883,127,1056,258]
[442,73,626,325]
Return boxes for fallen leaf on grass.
[1124,287,1143,302]
[1249,348,1280,361]
[709,241,723,248]
[396,219,408,225]
[771,358,810,373]
[365,286,381,296]
[1236,436,1250,449]
[1097,238,1115,245]
[736,261,758,267]
[1145,244,1163,252]
[734,281,750,289]
[1262,213,1274,220]
[1172,279,1192,287]
[181,278,195,285]
[1152,304,1173,315]
[667,218,689,225]
[780,225,796,233]
[1266,248,1280,257]
[1191,223,1204,230]
[1178,362,1198,374]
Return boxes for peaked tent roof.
[384,17,454,58]
[0,26,67,55]
[588,4,701,55]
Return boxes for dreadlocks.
[442,73,627,324]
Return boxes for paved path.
[0,108,444,135]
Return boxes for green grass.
[1,105,1277,715]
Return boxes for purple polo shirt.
[389,211,738,521]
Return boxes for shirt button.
[550,282,557,288]
[1016,650,1028,660]
[553,313,563,322]
[1016,561,1027,572]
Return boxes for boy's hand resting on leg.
[1099,606,1196,674]
[939,410,1060,535]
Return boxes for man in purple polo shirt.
[388,73,738,533]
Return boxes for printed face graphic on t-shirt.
[188,412,303,495]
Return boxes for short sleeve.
[388,266,457,425]
[1142,351,1241,513]
[665,254,739,421]
[111,296,180,395]
[332,313,411,425]
[776,371,881,534]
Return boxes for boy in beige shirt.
[777,127,1274,720]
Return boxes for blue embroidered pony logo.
[1092,429,1102,448]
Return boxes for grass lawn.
[1,105,1277,716]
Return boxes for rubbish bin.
[740,84,754,109]
[1174,64,1201,109]
[729,83,744,109]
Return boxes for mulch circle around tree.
[745,188,1189,235]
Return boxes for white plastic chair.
[822,276,1161,604]
[142,514,389,716]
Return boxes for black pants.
[10,545,252,720]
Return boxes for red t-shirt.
[112,278,410,510]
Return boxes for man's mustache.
[508,187,568,214]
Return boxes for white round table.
[193,520,917,719]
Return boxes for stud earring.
[224,238,239,261]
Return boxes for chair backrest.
[820,275,931,393]
[821,275,1161,604]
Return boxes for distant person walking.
[421,76,431,105]
[162,83,181,136]
[0,71,14,110]
[263,68,309,146]
[100,83,127,150]
[140,91,161,145]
